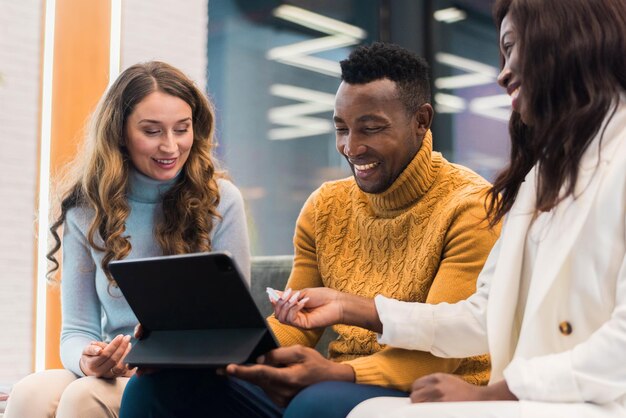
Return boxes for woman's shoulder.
[65,204,95,227]
[216,177,243,201]
[214,177,245,216]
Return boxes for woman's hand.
[134,323,145,340]
[79,334,134,378]
[410,373,518,403]
[269,287,383,332]
[269,287,345,329]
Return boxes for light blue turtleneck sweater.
[60,169,250,376]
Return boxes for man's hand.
[410,373,517,403]
[79,334,134,378]
[272,287,344,329]
[226,345,355,407]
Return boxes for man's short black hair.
[340,42,431,114]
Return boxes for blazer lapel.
[521,168,601,321]
[487,170,536,381]
[490,94,625,381]
[522,97,626,319]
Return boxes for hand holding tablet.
[110,252,278,368]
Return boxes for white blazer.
[375,93,626,418]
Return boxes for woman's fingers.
[82,343,103,356]
[108,335,132,367]
[134,323,144,339]
[276,291,300,322]
[275,290,307,324]
[93,334,131,369]
[273,288,292,320]
[117,339,133,368]
[110,341,133,377]
[282,297,309,325]
[80,335,133,377]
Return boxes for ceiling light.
[434,7,467,23]
[273,4,366,38]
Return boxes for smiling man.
[229,42,501,417]
[119,43,501,418]
[333,67,430,195]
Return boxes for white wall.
[0,0,42,386]
[121,0,208,91]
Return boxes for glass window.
[428,0,510,179]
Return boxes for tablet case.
[109,252,278,368]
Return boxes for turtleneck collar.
[127,167,180,203]
[365,130,442,216]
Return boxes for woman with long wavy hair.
[5,61,250,418]
[267,0,626,417]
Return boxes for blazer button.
[559,321,572,335]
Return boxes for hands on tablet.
[132,324,159,376]
[226,345,355,407]
[79,334,135,378]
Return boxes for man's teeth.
[354,162,378,171]
[511,86,520,99]
[155,159,175,164]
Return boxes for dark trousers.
[119,369,407,418]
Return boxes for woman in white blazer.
[271,0,626,417]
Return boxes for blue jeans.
[119,369,407,418]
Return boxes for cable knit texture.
[267,131,500,391]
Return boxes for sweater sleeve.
[212,179,251,286]
[267,190,324,348]
[346,195,500,390]
[60,208,100,376]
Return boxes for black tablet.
[109,251,278,368]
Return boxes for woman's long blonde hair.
[47,61,222,283]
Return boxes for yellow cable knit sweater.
[267,131,501,391]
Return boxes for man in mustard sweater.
[119,43,500,418]
[227,42,500,417]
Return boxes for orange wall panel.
[42,0,111,369]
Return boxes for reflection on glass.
[430,1,510,180]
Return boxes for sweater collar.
[127,167,180,203]
[365,130,442,216]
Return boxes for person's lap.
[119,369,407,418]
[284,381,407,418]
[348,396,626,418]
[347,398,520,418]
[120,369,283,418]
[5,369,129,418]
